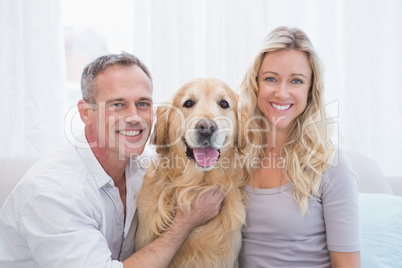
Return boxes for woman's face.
[257,49,312,134]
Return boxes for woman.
[238,26,360,267]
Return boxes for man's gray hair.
[81,52,152,104]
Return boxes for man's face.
[86,65,153,159]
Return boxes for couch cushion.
[0,157,38,207]
[360,193,402,267]
[387,176,402,196]
[347,151,393,194]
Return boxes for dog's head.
[152,78,247,172]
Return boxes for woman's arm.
[322,150,361,267]
[330,251,361,268]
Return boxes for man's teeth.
[271,103,291,110]
[119,130,140,137]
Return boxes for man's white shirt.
[0,133,152,268]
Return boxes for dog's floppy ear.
[151,105,169,153]
[236,99,259,154]
[237,109,249,153]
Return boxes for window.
[61,0,135,140]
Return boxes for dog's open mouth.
[184,139,221,168]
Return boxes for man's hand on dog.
[174,188,225,232]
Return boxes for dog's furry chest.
[135,162,245,268]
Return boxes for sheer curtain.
[0,0,401,177]
[132,0,402,176]
[0,0,65,157]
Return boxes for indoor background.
[0,0,401,177]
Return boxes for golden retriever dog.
[135,78,249,267]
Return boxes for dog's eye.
[183,99,194,108]
[219,100,229,109]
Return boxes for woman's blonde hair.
[240,26,335,215]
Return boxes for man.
[0,52,224,267]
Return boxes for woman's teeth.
[119,130,140,137]
[271,103,291,110]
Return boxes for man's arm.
[18,191,124,267]
[123,188,224,268]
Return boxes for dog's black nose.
[195,119,217,136]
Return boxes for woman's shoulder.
[321,147,359,190]
[324,147,354,175]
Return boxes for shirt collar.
[73,132,151,189]
[74,132,114,189]
[127,145,155,172]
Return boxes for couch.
[345,152,402,267]
[1,152,401,266]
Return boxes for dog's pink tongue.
[193,147,219,167]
